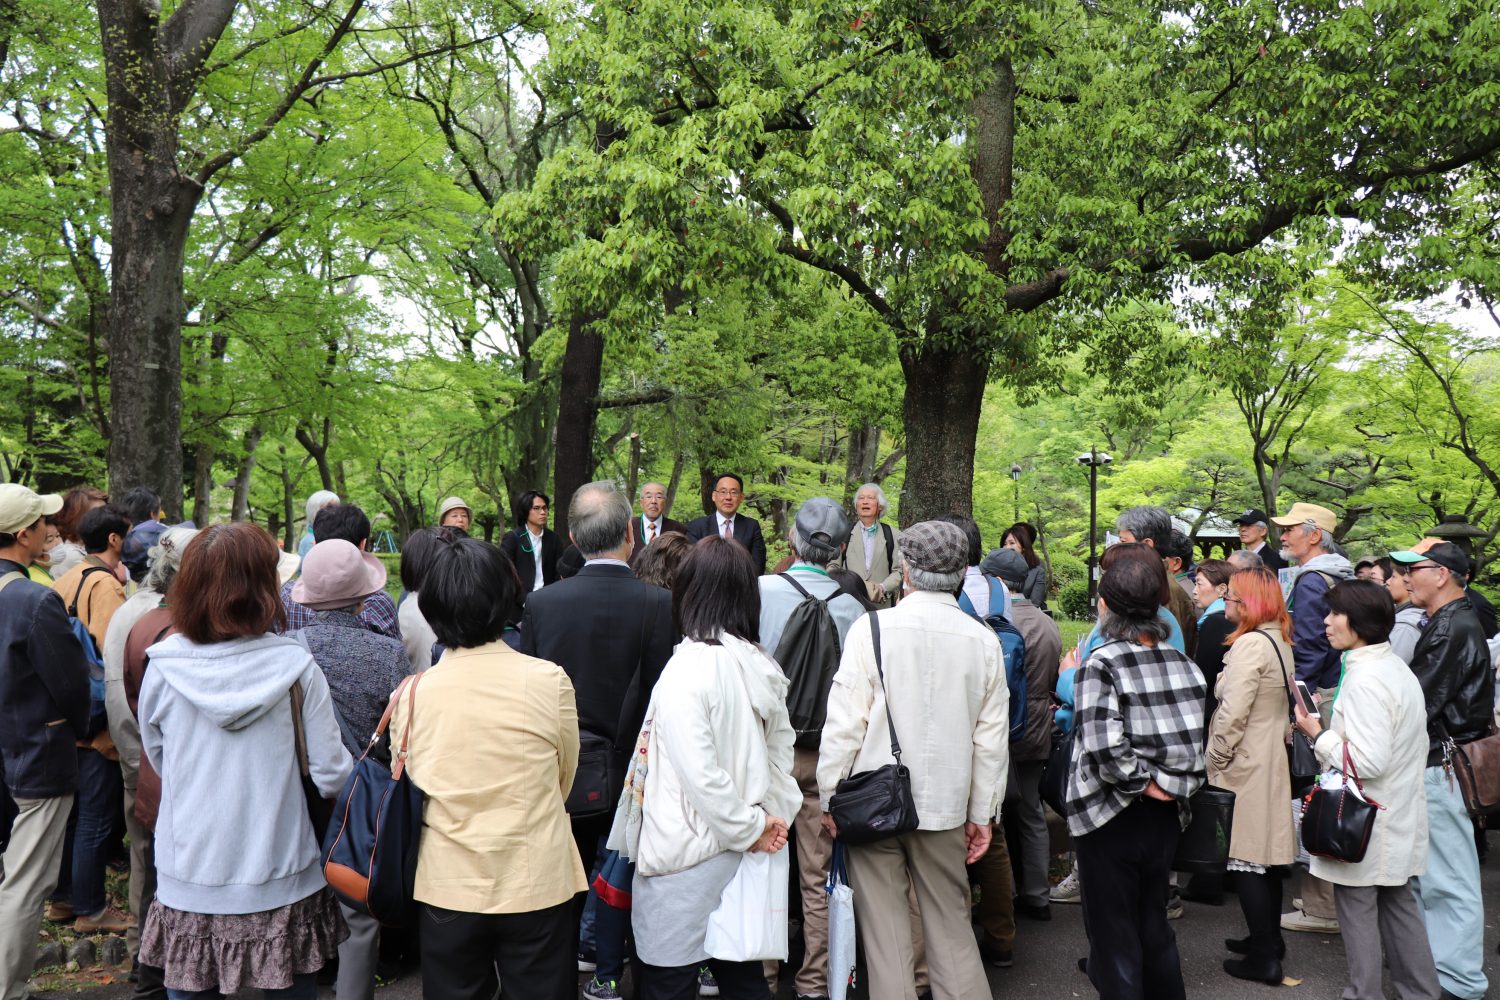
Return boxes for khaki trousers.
[0,796,73,1000]
[1297,687,1341,921]
[765,749,834,996]
[122,784,152,957]
[846,827,987,1000]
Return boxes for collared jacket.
[831,521,902,606]
[1206,627,1296,866]
[1410,596,1494,755]
[1310,642,1429,887]
[0,559,91,798]
[392,640,586,912]
[817,592,1009,829]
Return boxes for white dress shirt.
[527,528,545,591]
[716,513,736,538]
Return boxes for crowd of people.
[0,475,1497,1000]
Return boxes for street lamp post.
[1010,464,1022,524]
[1076,449,1114,618]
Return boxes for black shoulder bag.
[829,611,920,844]
[1259,629,1319,795]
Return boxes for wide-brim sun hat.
[291,539,387,610]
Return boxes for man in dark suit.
[685,472,767,574]
[1235,508,1287,572]
[519,481,676,996]
[628,481,687,562]
[499,489,561,601]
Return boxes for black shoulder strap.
[882,523,894,565]
[69,565,110,618]
[869,611,902,763]
[778,571,826,605]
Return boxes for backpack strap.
[68,565,110,618]
[0,571,24,595]
[882,523,894,567]
[984,574,1007,619]
[779,571,827,605]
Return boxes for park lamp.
[1076,450,1113,618]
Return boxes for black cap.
[1235,509,1268,526]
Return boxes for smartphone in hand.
[1293,680,1320,720]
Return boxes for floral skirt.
[139,888,347,994]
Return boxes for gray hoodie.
[140,633,351,915]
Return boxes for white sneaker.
[1050,870,1082,904]
[1280,907,1340,934]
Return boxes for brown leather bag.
[1443,726,1500,817]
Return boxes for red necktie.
[722,517,733,540]
[647,520,657,543]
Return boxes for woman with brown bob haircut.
[49,484,108,576]
[137,522,351,1000]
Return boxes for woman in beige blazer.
[391,535,586,1000]
[1206,564,1297,986]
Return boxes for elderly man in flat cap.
[817,520,1009,1000]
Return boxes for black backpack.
[773,573,844,750]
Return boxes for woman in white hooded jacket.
[137,523,351,1000]
[631,536,800,1000]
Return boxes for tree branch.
[163,0,239,111]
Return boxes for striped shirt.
[1065,638,1207,837]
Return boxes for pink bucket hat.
[291,539,387,611]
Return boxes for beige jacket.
[1309,642,1429,887]
[393,640,586,914]
[831,520,902,605]
[1207,626,1297,866]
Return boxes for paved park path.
[35,861,1500,999]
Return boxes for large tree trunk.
[897,342,989,525]
[97,0,230,520]
[551,311,605,542]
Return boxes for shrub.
[1059,581,1092,621]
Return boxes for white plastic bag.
[827,844,856,1000]
[704,849,789,962]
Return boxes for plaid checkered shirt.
[277,579,402,641]
[1065,637,1207,837]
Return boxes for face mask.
[43,544,67,567]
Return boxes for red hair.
[1226,566,1291,644]
[171,523,287,644]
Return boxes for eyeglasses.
[1401,563,1443,576]
[530,503,548,511]
[713,489,742,497]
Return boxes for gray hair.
[143,526,200,594]
[1292,521,1338,555]
[790,527,839,567]
[569,481,631,557]
[1227,549,1263,571]
[1115,506,1173,549]
[904,558,963,594]
[1099,605,1173,644]
[856,483,888,515]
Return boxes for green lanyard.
[790,564,830,578]
[1327,651,1348,718]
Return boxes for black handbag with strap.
[1301,743,1383,863]
[829,611,920,845]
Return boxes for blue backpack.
[958,576,1028,742]
[65,566,111,734]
